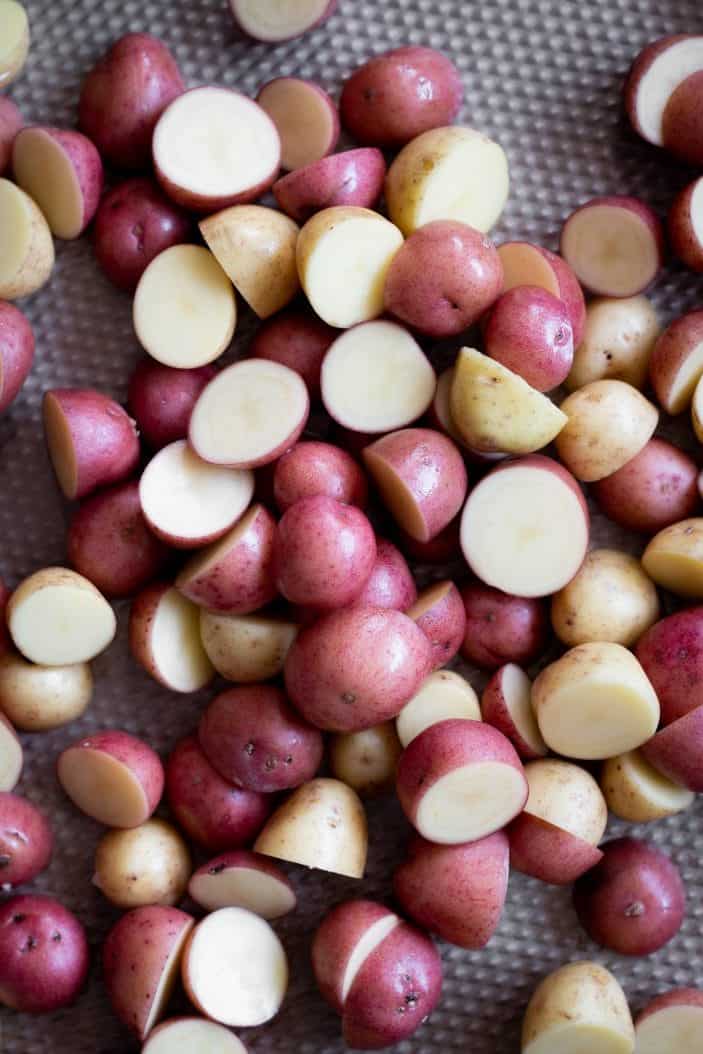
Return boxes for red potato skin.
[0,895,89,1013]
[94,179,193,293]
[0,301,34,413]
[79,33,184,170]
[484,286,574,391]
[13,127,104,235]
[340,46,462,147]
[593,438,698,534]
[284,607,433,731]
[662,70,703,167]
[273,441,368,513]
[642,705,703,791]
[383,221,504,339]
[573,837,686,956]
[0,793,53,890]
[507,812,604,885]
[481,666,546,761]
[459,582,549,670]
[165,736,271,852]
[312,900,397,1013]
[102,905,194,1039]
[636,987,703,1026]
[0,97,22,176]
[59,729,164,822]
[397,516,462,564]
[648,310,703,414]
[249,310,336,402]
[352,538,417,610]
[198,685,324,793]
[273,148,386,223]
[500,242,587,346]
[128,360,215,450]
[635,609,703,726]
[393,832,509,949]
[623,34,690,141]
[408,580,466,670]
[668,178,703,272]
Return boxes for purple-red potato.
[274,495,377,609]
[662,70,703,166]
[0,793,52,890]
[397,718,527,844]
[635,988,703,1053]
[573,837,685,956]
[129,582,214,693]
[257,77,339,171]
[188,850,296,919]
[230,0,338,42]
[624,34,703,145]
[143,1018,248,1053]
[383,221,503,339]
[67,481,170,599]
[0,96,22,175]
[0,713,22,792]
[153,88,280,213]
[567,295,660,392]
[249,309,335,401]
[649,309,703,414]
[397,516,462,564]
[0,178,55,301]
[102,905,194,1040]
[79,33,183,170]
[352,538,416,610]
[165,736,271,853]
[497,241,586,345]
[127,360,214,450]
[363,428,467,543]
[484,286,573,391]
[198,684,324,793]
[481,664,547,761]
[459,582,549,670]
[273,148,386,223]
[669,176,703,272]
[199,610,298,683]
[95,179,192,293]
[12,126,103,240]
[329,722,402,797]
[340,46,462,147]
[42,388,139,501]
[393,831,509,949]
[0,651,92,732]
[93,819,191,909]
[284,607,432,732]
[57,729,164,828]
[0,895,89,1013]
[312,899,442,1049]
[636,609,703,725]
[593,438,698,534]
[273,441,368,513]
[642,705,703,792]
[176,503,276,614]
[601,749,695,824]
[406,580,465,670]
[0,300,34,413]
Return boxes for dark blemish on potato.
[624,900,645,917]
[52,931,62,942]
[244,742,255,756]
[209,863,226,875]
[341,691,356,705]
[0,855,11,869]
[132,221,145,253]
[284,755,293,765]
[685,526,694,535]
[12,913,25,924]
[23,935,38,951]
[264,757,277,771]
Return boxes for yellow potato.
[642,517,703,597]
[199,611,298,683]
[523,758,607,845]
[93,819,191,909]
[0,0,29,89]
[0,651,93,731]
[567,295,660,391]
[601,749,694,823]
[329,722,402,797]
[0,178,54,300]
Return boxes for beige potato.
[522,961,635,1054]
[199,611,298,683]
[0,0,30,88]
[567,295,660,391]
[556,379,658,482]
[601,749,695,823]
[643,517,703,597]
[254,777,367,879]
[329,722,402,797]
[0,178,54,300]
[524,758,608,846]
[449,347,566,454]
[93,819,191,909]
[533,642,660,760]
[396,669,481,748]
[0,652,93,731]
[551,549,659,648]
[200,204,300,319]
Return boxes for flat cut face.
[233,0,331,42]
[415,761,527,843]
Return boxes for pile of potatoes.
[4,2,703,1050]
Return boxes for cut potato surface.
[133,245,236,368]
[146,588,215,692]
[396,670,481,748]
[11,128,98,240]
[499,242,560,296]
[0,0,29,88]
[629,36,703,144]
[416,760,527,844]
[144,1018,247,1054]
[642,518,703,597]
[561,200,662,297]
[0,713,22,791]
[257,78,338,171]
[524,1022,635,1054]
[189,859,296,919]
[58,748,152,828]
[0,177,54,300]
[321,320,435,432]
[342,914,399,1002]
[602,749,695,823]
[182,908,288,1027]
[524,759,607,846]
[635,1003,703,1054]
[231,0,333,42]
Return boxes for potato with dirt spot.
[93,819,190,909]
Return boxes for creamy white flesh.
[322,320,436,432]
[0,0,29,87]
[145,1018,247,1054]
[149,588,214,692]
[635,1004,703,1053]
[190,865,296,919]
[397,670,481,747]
[9,582,116,665]
[0,715,22,791]
[0,178,39,290]
[665,340,703,413]
[690,178,703,248]
[12,129,84,239]
[498,243,561,296]
[258,78,336,169]
[415,761,526,844]
[633,37,703,143]
[561,205,659,297]
[342,915,399,1003]
[57,748,149,827]
[231,0,331,42]
[525,1023,635,1054]
[500,664,546,755]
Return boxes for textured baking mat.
[3,1,703,1051]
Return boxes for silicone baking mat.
[2,1,703,1051]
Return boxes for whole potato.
[93,819,191,909]
[0,792,52,889]
[273,440,368,512]
[0,651,92,731]
[635,608,703,726]
[128,360,216,450]
[567,295,660,391]
[329,722,402,796]
[460,582,549,670]
[0,300,34,413]
[484,285,574,391]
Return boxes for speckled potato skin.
[0,793,53,889]
[273,441,368,512]
[13,127,104,238]
[58,729,164,825]
[508,811,604,885]
[407,580,466,669]
[642,706,703,792]
[566,295,660,391]
[273,148,386,223]
[636,608,703,725]
[312,899,397,1012]
[249,310,336,400]
[329,722,402,796]
[0,300,34,413]
[351,539,416,610]
[459,582,549,670]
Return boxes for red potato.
[636,608,703,726]
[0,713,22,792]
[601,749,695,824]
[0,300,34,413]
[0,895,89,1013]
[143,1018,248,1053]
[396,718,527,844]
[383,220,503,339]
[188,851,296,919]
[257,77,339,171]
[165,736,271,852]
[274,441,368,513]
[484,286,573,391]
[249,310,335,401]
[0,793,52,890]
[94,179,192,293]
[352,539,416,610]
[397,516,462,564]
[593,438,698,534]
[312,900,396,1012]
[79,33,183,170]
[573,837,685,956]
[329,722,402,796]
[102,906,194,1041]
[393,832,509,949]
[43,388,139,501]
[669,176,703,272]
[129,583,214,693]
[198,684,324,793]
[406,580,466,670]
[642,705,703,792]
[649,309,703,414]
[662,70,703,166]
[230,0,338,42]
[635,988,703,1053]
[340,46,462,147]
[127,360,214,450]
[153,87,280,213]
[459,582,549,670]
[0,96,22,175]
[273,148,386,223]
[624,34,703,145]
[481,664,547,761]
[497,240,586,345]
[363,428,467,543]
[176,503,276,614]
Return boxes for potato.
[397,516,462,564]
[551,549,659,648]
[642,517,703,597]
[249,309,335,400]
[635,988,703,1053]
[624,34,703,147]
[274,440,368,513]
[0,792,52,889]
[396,669,481,747]
[0,300,34,412]
[0,95,22,175]
[669,175,703,272]
[460,582,549,669]
[481,664,547,761]
[484,286,574,391]
[165,735,271,852]
[102,905,194,1040]
[573,836,685,956]
[255,777,367,878]
[188,850,296,919]
[635,608,703,725]
[273,147,386,223]
[0,2,28,90]
[200,610,298,683]
[642,705,703,792]
[648,308,703,414]
[129,583,215,693]
[601,749,694,823]
[94,818,190,909]
[143,1017,248,1053]
[198,685,324,793]
[0,178,54,300]
[128,359,214,450]
[522,961,634,1054]
[567,295,660,391]
[662,70,703,165]
[0,895,89,1013]
[407,580,466,669]
[257,75,338,172]
[0,712,22,791]
[556,379,658,482]
[352,538,416,610]
[230,0,337,42]
[0,651,92,731]
[498,240,586,345]
[329,722,402,797]
[284,607,432,731]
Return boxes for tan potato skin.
[601,750,695,823]
[0,652,93,731]
[642,517,703,597]
[199,611,298,682]
[329,722,402,796]
[567,295,660,391]
[94,819,191,909]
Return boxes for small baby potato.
[0,651,92,731]
[642,518,703,597]
[567,295,660,391]
[481,664,547,761]
[0,792,52,889]
[329,722,402,797]
[127,359,214,450]
[93,818,191,909]
[200,611,298,683]
[635,608,703,726]
[642,705,703,792]
[143,1018,248,1054]
[648,308,703,414]
[484,286,574,392]
[273,440,368,513]
[601,749,695,823]
[353,538,416,610]
[460,582,549,670]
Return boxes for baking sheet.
[3,1,703,1051]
